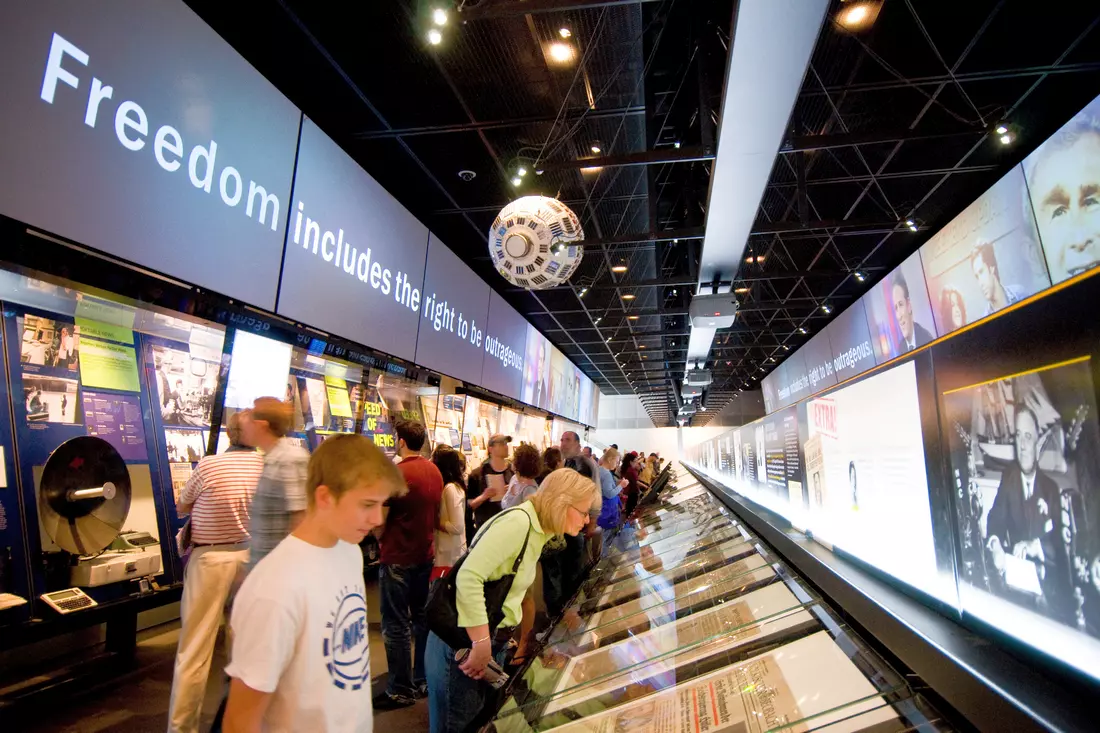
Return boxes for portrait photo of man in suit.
[985,406,1069,613]
[891,271,934,352]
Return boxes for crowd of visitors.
[167,393,664,733]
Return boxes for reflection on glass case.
[490,465,953,732]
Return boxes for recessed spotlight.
[549,42,575,64]
[559,27,572,39]
[432,8,448,26]
[427,28,443,45]
[611,265,627,273]
[511,176,521,187]
[621,293,635,300]
[590,144,601,154]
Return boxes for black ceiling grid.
[183,0,1100,427]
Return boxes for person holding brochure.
[468,434,514,529]
[425,469,597,733]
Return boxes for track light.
[511,176,521,187]
[905,219,918,232]
[427,29,443,45]
[854,271,865,282]
[517,167,527,177]
[432,8,448,26]
[798,327,808,335]
[821,304,832,314]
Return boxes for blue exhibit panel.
[0,306,31,622]
[2,304,177,609]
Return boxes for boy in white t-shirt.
[223,434,407,733]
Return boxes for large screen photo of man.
[941,357,1100,679]
[1024,92,1100,285]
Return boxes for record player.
[38,436,162,588]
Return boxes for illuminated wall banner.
[0,0,300,310]
[826,298,876,383]
[277,118,429,362]
[801,329,837,393]
[415,235,490,385]
[481,291,528,402]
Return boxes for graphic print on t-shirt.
[323,583,370,691]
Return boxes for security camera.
[458,170,477,182]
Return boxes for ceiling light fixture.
[510,176,521,187]
[559,27,572,39]
[517,166,527,177]
[734,287,749,294]
[782,344,790,351]
[769,357,776,362]
[606,337,612,342]
[998,131,1015,145]
[798,327,808,335]
[427,28,443,45]
[995,124,1009,135]
[549,42,575,64]
[821,304,832,314]
[432,8,448,26]
[628,315,639,320]
[590,144,601,154]
[621,293,635,300]
[611,265,627,273]
[837,2,879,30]
[854,271,865,282]
[579,287,588,297]
[673,141,682,149]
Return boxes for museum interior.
[1,1,1099,732]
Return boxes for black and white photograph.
[164,428,206,464]
[943,358,1100,638]
[20,314,79,371]
[22,374,79,424]
[151,344,218,428]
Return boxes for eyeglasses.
[567,504,590,523]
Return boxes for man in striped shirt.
[168,411,263,733]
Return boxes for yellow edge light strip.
[942,355,1091,396]
[798,265,1100,405]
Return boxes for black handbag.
[425,508,533,651]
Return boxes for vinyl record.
[38,436,131,556]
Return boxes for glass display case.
[490,465,954,732]
[363,367,437,457]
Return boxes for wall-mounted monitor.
[864,252,936,362]
[481,291,528,402]
[414,235,490,385]
[276,118,429,362]
[224,331,293,410]
[0,1,300,310]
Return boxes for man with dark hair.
[890,272,934,352]
[375,419,443,709]
[986,407,1069,615]
[970,242,1025,318]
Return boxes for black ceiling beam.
[459,0,662,21]
[508,267,879,293]
[538,146,714,172]
[781,127,983,153]
[800,61,1100,98]
[353,106,645,139]
[767,164,999,189]
[434,192,648,215]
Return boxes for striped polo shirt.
[180,447,264,546]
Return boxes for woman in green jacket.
[426,468,598,733]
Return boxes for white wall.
[589,426,681,463]
[596,394,654,430]
[681,425,729,449]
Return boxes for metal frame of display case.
[685,464,1098,733]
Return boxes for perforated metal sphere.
[489,196,585,289]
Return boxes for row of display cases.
[487,466,953,732]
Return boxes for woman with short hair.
[425,469,598,733]
[501,443,542,510]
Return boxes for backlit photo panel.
[942,357,1100,680]
[920,166,1051,337]
[863,251,937,363]
[1024,92,1100,285]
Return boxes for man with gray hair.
[169,411,263,733]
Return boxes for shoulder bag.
[425,507,532,651]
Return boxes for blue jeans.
[426,631,510,733]
[380,562,432,698]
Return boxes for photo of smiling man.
[1025,93,1100,285]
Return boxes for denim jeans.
[425,631,510,733]
[379,562,432,698]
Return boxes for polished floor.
[10,577,429,732]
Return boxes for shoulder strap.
[469,507,534,573]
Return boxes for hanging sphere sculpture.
[489,195,585,289]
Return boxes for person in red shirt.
[375,419,443,709]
